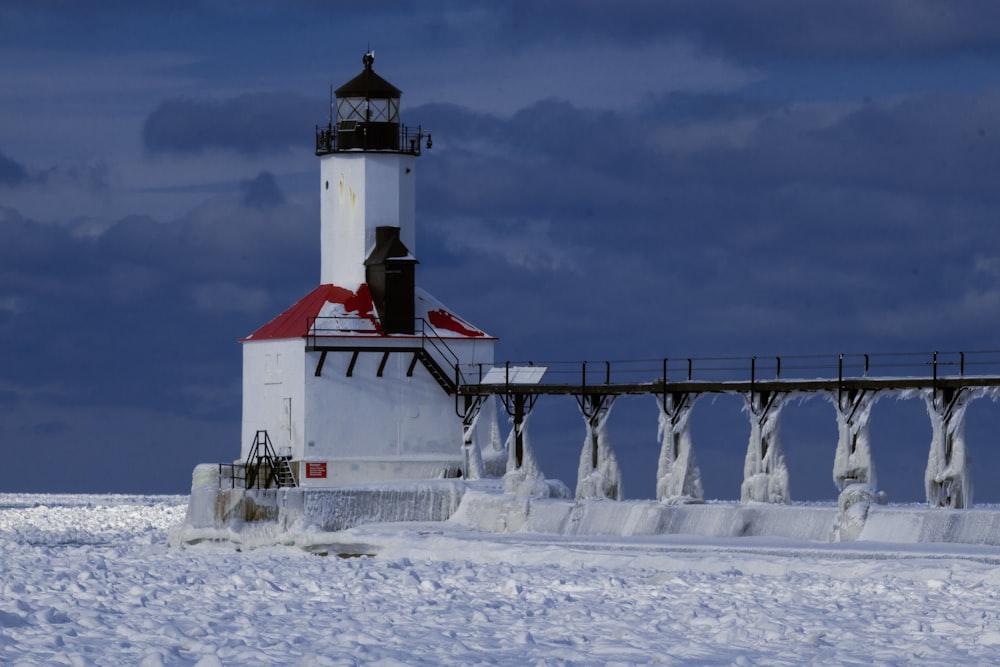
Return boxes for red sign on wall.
[305,462,327,478]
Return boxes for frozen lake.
[2,494,1000,665]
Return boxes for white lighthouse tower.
[319,51,417,288]
[238,52,496,486]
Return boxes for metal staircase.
[414,348,457,394]
[414,319,463,394]
[244,430,298,489]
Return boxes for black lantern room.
[316,52,430,156]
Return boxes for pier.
[453,350,1000,509]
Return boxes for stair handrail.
[416,318,465,387]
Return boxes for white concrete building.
[238,53,495,486]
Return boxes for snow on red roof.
[242,284,377,341]
[243,284,493,342]
[427,308,484,338]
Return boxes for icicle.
[923,388,978,508]
[740,391,791,504]
[480,395,507,477]
[485,394,503,452]
[574,396,623,500]
[655,394,703,504]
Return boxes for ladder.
[272,455,297,488]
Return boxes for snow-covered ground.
[3,494,1000,666]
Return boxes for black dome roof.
[334,53,402,99]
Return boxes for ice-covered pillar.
[829,388,880,541]
[740,390,791,504]
[831,388,879,492]
[461,394,487,480]
[500,392,545,492]
[924,387,978,508]
[509,394,530,470]
[574,394,622,500]
[655,392,703,503]
[479,394,506,477]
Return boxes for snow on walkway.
[2,494,1000,666]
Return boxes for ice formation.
[448,490,1000,546]
[829,389,881,541]
[654,393,703,503]
[574,396,623,500]
[461,399,486,481]
[740,391,791,504]
[923,387,979,508]
[502,411,547,494]
[480,395,507,477]
[831,483,881,542]
[462,445,485,482]
[459,395,506,481]
[831,389,878,491]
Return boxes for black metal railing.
[215,430,297,490]
[305,315,473,391]
[463,349,1000,391]
[306,314,380,342]
[315,123,430,156]
[415,317,465,386]
[218,461,241,489]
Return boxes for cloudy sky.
[4,1,1000,501]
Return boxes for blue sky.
[4,1,1000,501]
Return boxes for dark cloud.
[0,191,321,492]
[0,0,198,13]
[240,171,285,210]
[0,192,315,401]
[420,84,1000,214]
[638,91,781,123]
[492,0,1000,59]
[37,163,111,193]
[142,92,321,155]
[0,149,109,193]
[411,84,1000,361]
[678,0,1000,59]
[0,150,28,186]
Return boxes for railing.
[462,350,1000,392]
[315,123,430,156]
[216,430,295,490]
[305,315,470,389]
[415,318,465,386]
[306,315,380,344]
[218,461,243,489]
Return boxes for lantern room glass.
[338,96,399,124]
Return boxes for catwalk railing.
[455,350,1000,396]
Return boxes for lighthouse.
[238,52,496,486]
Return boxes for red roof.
[242,283,494,342]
